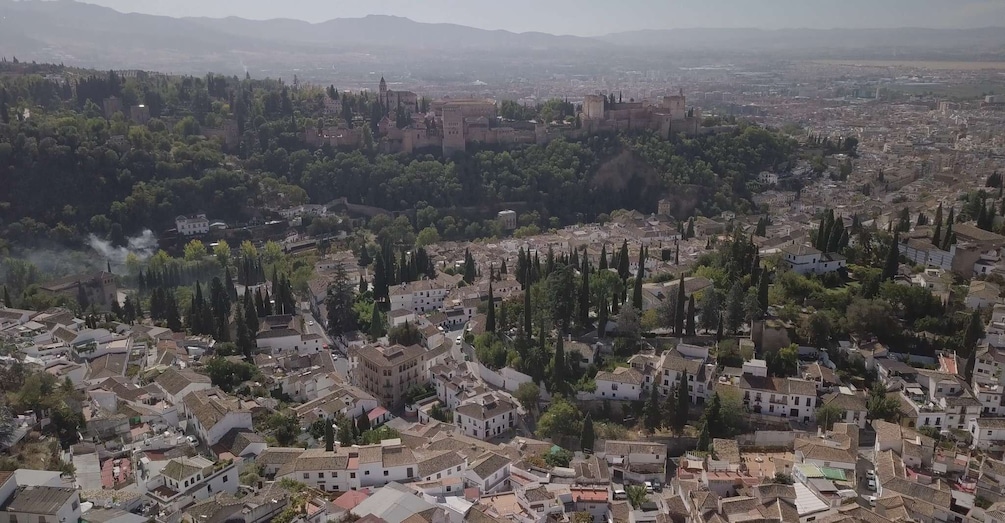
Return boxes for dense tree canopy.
[0,63,797,249]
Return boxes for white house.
[181,389,253,446]
[154,367,213,404]
[1,486,81,523]
[780,244,847,275]
[465,452,511,494]
[594,367,644,401]
[603,441,667,484]
[175,214,209,236]
[144,456,238,512]
[739,374,818,422]
[257,330,325,355]
[454,393,517,440]
[966,280,1002,311]
[971,417,1005,450]
[274,444,419,493]
[389,279,455,313]
[820,389,868,429]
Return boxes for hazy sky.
[78,0,1005,35]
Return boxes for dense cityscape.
[3,2,1005,523]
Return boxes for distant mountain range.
[1,0,1004,73]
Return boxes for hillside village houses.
[10,103,1005,523]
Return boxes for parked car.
[613,489,627,500]
[866,495,877,507]
[867,478,877,491]
[644,481,653,493]
[652,481,663,492]
[187,435,198,445]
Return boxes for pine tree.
[580,412,595,451]
[486,282,496,333]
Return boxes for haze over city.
[78,0,1005,34]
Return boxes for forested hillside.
[0,61,797,250]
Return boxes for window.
[365,471,370,475]
[223,475,228,483]
[303,473,310,479]
[318,473,324,478]
[383,471,389,476]
[350,473,356,479]
[72,502,79,511]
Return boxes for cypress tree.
[369,306,385,339]
[644,382,661,433]
[674,274,686,336]
[632,260,645,312]
[758,271,770,313]
[599,245,608,270]
[673,371,689,435]
[928,204,936,245]
[942,208,955,251]
[686,295,696,336]
[486,282,496,333]
[523,265,532,335]
[463,249,476,283]
[551,335,565,393]
[579,258,590,327]
[325,418,335,452]
[882,231,900,281]
[580,412,595,451]
[617,240,630,281]
[165,292,182,331]
[373,251,388,305]
[826,217,844,253]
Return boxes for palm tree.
[626,485,648,509]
